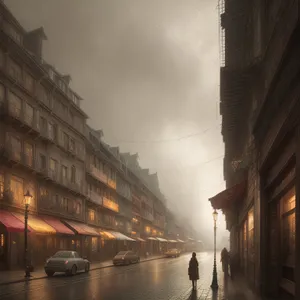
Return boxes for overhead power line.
[117,124,221,144]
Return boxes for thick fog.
[6,0,229,246]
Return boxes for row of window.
[89,154,116,180]
[87,209,115,227]
[39,187,82,216]
[87,184,116,201]
[3,84,84,159]
[0,174,35,206]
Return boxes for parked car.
[165,248,181,258]
[44,250,90,277]
[113,251,140,265]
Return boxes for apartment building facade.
[0,1,191,271]
[210,0,300,299]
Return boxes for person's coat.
[188,257,199,280]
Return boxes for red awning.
[42,216,74,235]
[63,220,100,236]
[209,180,247,210]
[0,210,32,233]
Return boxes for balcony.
[88,191,103,206]
[108,179,116,190]
[153,219,165,229]
[87,165,108,184]
[6,102,39,134]
[103,197,119,212]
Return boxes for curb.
[0,256,164,286]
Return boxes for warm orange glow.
[12,213,56,234]
[145,226,151,233]
[103,197,119,212]
[132,217,138,223]
[100,231,116,239]
[108,179,116,190]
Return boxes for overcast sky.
[6,0,228,244]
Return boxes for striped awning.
[147,237,157,241]
[109,231,135,241]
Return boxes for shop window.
[248,207,255,261]
[10,175,24,204]
[281,187,296,267]
[47,237,53,250]
[92,237,98,252]
[59,239,66,250]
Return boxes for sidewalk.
[0,254,164,286]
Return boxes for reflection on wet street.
[0,252,254,300]
[0,252,222,300]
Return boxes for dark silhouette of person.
[188,252,199,290]
[220,247,229,277]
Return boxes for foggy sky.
[6,0,228,243]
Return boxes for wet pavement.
[0,252,261,300]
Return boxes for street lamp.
[211,209,218,290]
[24,190,32,278]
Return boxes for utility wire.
[116,124,221,144]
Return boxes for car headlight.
[122,257,125,260]
[64,260,69,265]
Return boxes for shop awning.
[209,180,247,210]
[168,240,177,243]
[147,237,157,241]
[136,237,146,242]
[42,216,74,235]
[100,231,116,239]
[0,210,32,233]
[63,220,100,236]
[177,239,184,243]
[109,231,135,241]
[156,237,168,242]
[12,213,56,234]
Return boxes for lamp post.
[24,190,32,278]
[211,209,218,290]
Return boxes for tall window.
[8,59,22,82]
[63,132,69,149]
[39,154,46,170]
[71,166,76,183]
[36,85,48,105]
[0,173,4,198]
[39,116,47,133]
[24,72,34,92]
[24,103,34,125]
[10,136,21,161]
[88,209,95,222]
[10,175,24,204]
[8,92,22,118]
[50,159,58,175]
[48,123,57,141]
[69,138,75,152]
[281,187,296,267]
[248,208,254,261]
[24,142,33,167]
[61,165,68,179]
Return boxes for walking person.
[220,247,230,277]
[188,252,199,290]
